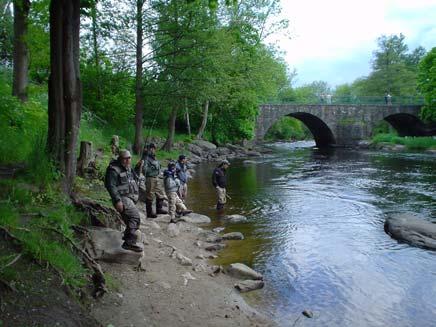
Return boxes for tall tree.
[47,0,82,193]
[0,0,14,65]
[418,47,436,123]
[12,0,30,101]
[133,0,144,154]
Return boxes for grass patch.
[372,133,436,150]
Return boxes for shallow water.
[186,142,436,327]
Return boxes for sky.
[272,0,436,88]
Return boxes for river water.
[185,142,436,327]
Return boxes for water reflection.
[186,143,436,327]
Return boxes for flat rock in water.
[205,244,226,251]
[227,263,263,280]
[235,280,264,293]
[222,232,244,240]
[84,227,143,264]
[384,213,436,250]
[180,213,211,224]
[212,227,225,234]
[222,214,247,223]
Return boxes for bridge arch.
[276,112,336,147]
[382,113,429,137]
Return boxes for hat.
[167,161,176,169]
[221,159,230,165]
[119,149,131,159]
[178,154,186,161]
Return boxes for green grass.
[372,133,436,150]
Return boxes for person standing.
[175,155,188,201]
[212,159,230,210]
[104,149,143,252]
[141,143,167,218]
[164,162,192,222]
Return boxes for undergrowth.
[372,133,436,150]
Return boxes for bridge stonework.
[255,104,424,147]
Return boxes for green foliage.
[265,116,311,141]
[372,133,436,150]
[417,47,436,123]
[0,181,88,289]
[0,70,47,164]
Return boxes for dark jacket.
[175,161,187,184]
[142,154,161,178]
[212,167,226,188]
[105,160,139,205]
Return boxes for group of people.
[104,143,231,253]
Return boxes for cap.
[119,149,131,159]
[221,159,230,165]
[178,154,186,161]
[167,161,176,169]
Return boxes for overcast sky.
[272,0,436,88]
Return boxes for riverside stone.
[384,213,436,250]
[222,232,244,240]
[212,227,225,234]
[84,227,143,264]
[226,263,263,280]
[234,280,264,293]
[188,143,204,156]
[222,214,247,223]
[205,244,226,251]
[180,213,211,224]
[192,139,217,151]
[167,223,180,237]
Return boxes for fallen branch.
[0,253,22,271]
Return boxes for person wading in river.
[212,159,230,210]
[104,149,143,252]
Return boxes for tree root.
[41,226,107,298]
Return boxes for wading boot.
[156,198,168,215]
[181,209,192,216]
[146,200,157,218]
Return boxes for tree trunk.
[185,97,191,137]
[12,0,30,102]
[196,100,209,139]
[47,0,82,194]
[90,2,101,100]
[77,141,93,177]
[162,104,177,151]
[133,0,144,155]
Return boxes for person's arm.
[105,168,123,209]
[212,169,218,187]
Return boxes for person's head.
[148,143,156,155]
[178,154,187,164]
[167,161,176,172]
[118,149,132,168]
[220,159,230,170]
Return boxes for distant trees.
[417,47,436,123]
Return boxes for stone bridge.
[255,104,432,147]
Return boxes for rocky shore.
[88,211,275,327]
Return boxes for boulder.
[222,232,244,240]
[205,244,226,251]
[84,227,143,264]
[216,147,231,156]
[245,151,261,157]
[188,153,202,164]
[192,139,217,151]
[222,214,247,223]
[384,213,436,250]
[180,213,211,224]
[206,234,223,243]
[227,263,263,280]
[188,143,204,157]
[154,214,172,223]
[234,280,264,293]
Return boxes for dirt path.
[90,215,276,327]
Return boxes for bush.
[372,133,436,150]
[265,116,311,141]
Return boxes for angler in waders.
[212,159,230,210]
[104,149,143,252]
[140,143,168,218]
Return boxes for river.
[185,141,436,327]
